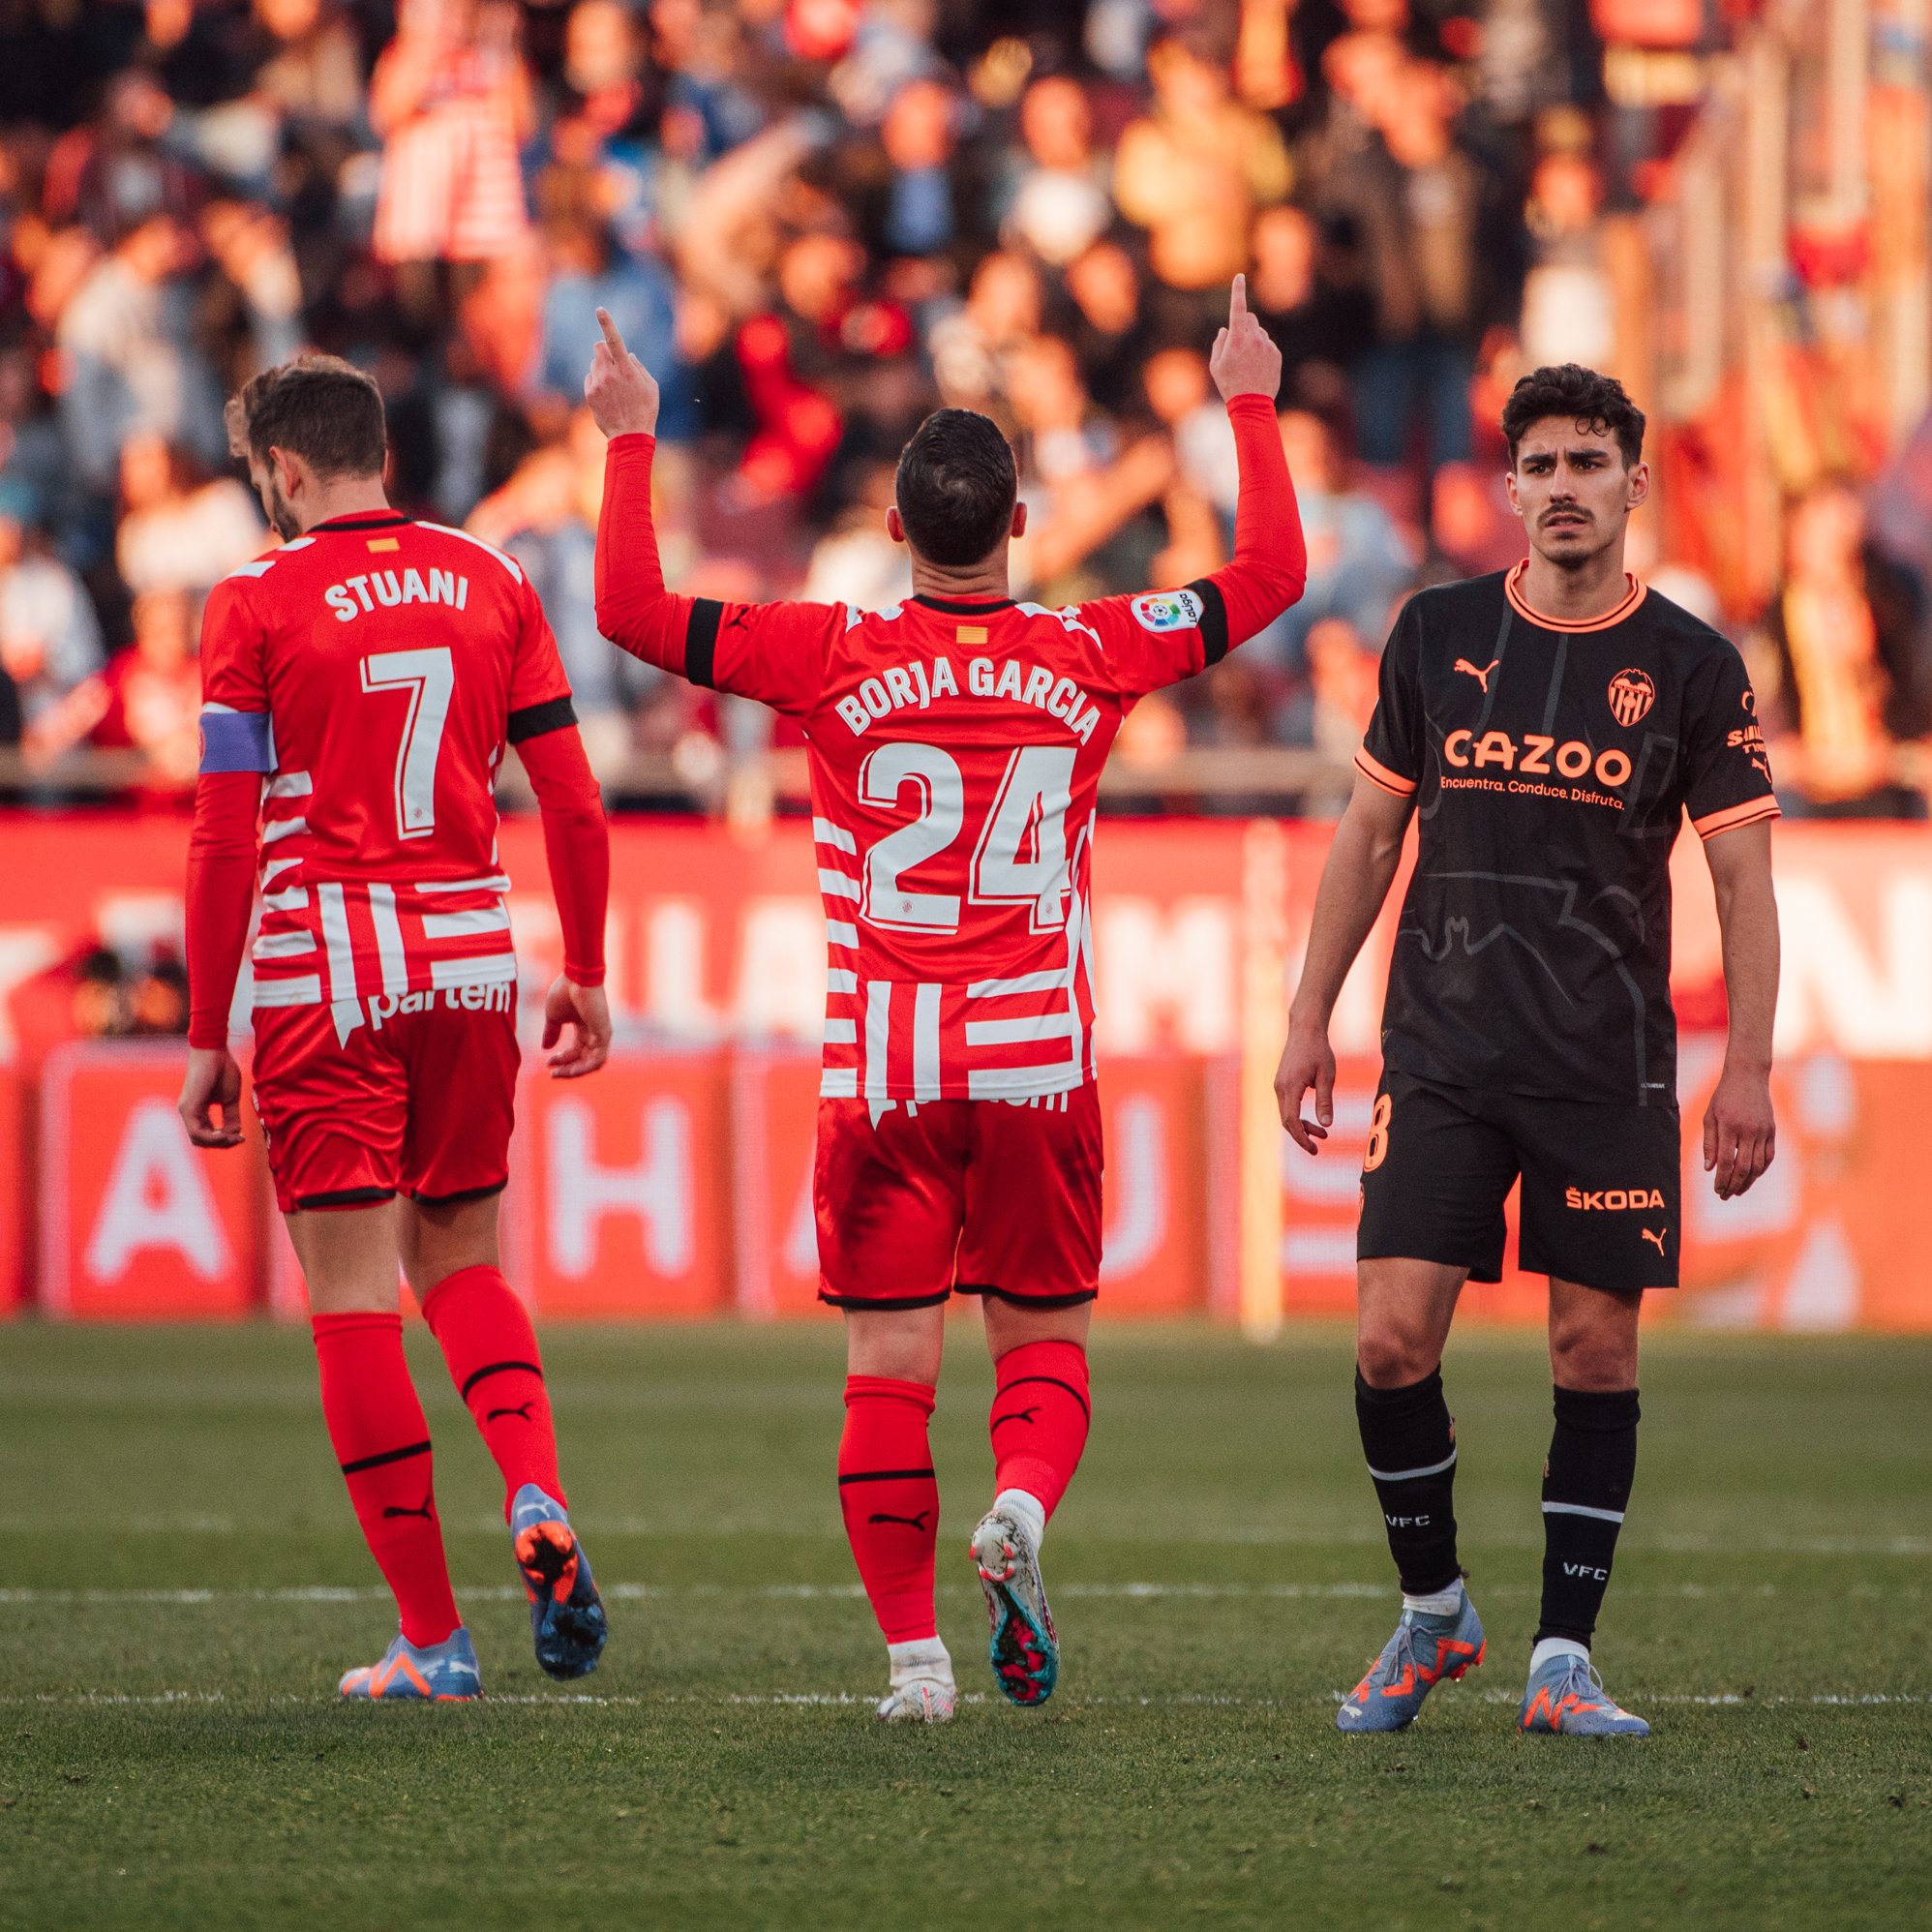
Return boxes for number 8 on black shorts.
[1356,1070,1681,1291]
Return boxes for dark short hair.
[225,353,387,479]
[1501,364,1645,468]
[894,409,1017,567]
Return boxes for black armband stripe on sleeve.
[1186,578,1230,665]
[506,695,578,743]
[686,598,724,689]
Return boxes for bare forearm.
[1289,800,1406,1032]
[1715,867,1779,1073]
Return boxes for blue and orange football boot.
[971,1506,1058,1707]
[1335,1591,1486,1733]
[511,1484,608,1680]
[1519,1650,1650,1736]
[339,1625,482,1701]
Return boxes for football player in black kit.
[1278,364,1781,1736]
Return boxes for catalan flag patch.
[956,625,988,644]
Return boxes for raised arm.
[587,308,834,713]
[1091,279,1306,694]
[1203,275,1307,641]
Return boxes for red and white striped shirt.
[594,397,1308,1104]
[195,512,575,1044]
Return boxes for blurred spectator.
[469,407,627,762]
[199,198,305,379]
[1003,76,1111,268]
[1249,409,1413,675]
[880,78,960,257]
[35,587,201,797]
[3,0,1891,810]
[251,0,367,136]
[1246,204,1362,401]
[1283,614,1384,815]
[0,481,101,738]
[42,70,201,241]
[801,461,913,611]
[56,215,221,493]
[1063,240,1153,416]
[370,0,534,321]
[115,433,263,596]
[931,249,1042,411]
[1518,141,1614,373]
[1759,480,1929,818]
[538,220,695,438]
[1114,37,1291,294]
[1315,56,1520,528]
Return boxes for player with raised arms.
[1278,364,1781,1736]
[179,355,615,1700]
[587,284,1306,1720]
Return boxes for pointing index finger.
[595,306,628,358]
[1229,273,1249,324]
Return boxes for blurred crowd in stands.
[0,0,1927,820]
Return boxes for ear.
[1626,460,1650,513]
[271,444,305,498]
[1011,499,1028,538]
[885,505,905,546]
[1503,468,1522,517]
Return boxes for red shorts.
[252,997,520,1215]
[814,1087,1102,1312]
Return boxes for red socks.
[311,1312,460,1647]
[419,1265,565,1520]
[990,1340,1091,1520]
[838,1376,940,1645]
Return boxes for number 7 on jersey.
[360,647,455,839]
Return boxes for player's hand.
[584,307,660,439]
[178,1046,244,1149]
[1275,1019,1334,1156]
[1704,1062,1774,1199]
[542,977,611,1079]
[1209,275,1283,405]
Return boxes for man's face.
[1507,417,1646,570]
[250,452,301,540]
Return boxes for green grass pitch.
[1,1321,1926,1930]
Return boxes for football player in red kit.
[177,355,614,1700]
[587,283,1305,1719]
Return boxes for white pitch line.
[2,1580,1883,1608]
[2,1689,1925,1711]
[1,1517,1923,1559]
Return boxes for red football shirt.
[196,510,574,1042]
[595,396,1306,1102]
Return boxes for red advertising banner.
[4,811,1932,1327]
[0,1072,24,1315]
[37,1041,260,1320]
[1279,1054,1932,1333]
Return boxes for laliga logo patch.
[1131,589,1203,634]
[1607,667,1656,728]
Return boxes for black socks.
[1536,1385,1640,1645]
[1355,1369,1462,1596]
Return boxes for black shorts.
[1356,1070,1680,1291]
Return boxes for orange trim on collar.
[1504,560,1647,633]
